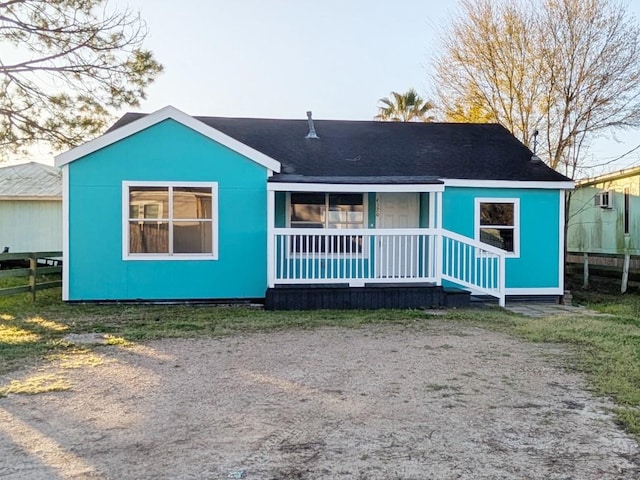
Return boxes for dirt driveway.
[1,321,639,479]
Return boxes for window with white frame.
[289,192,365,253]
[475,199,519,255]
[124,182,218,259]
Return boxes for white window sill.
[483,248,520,259]
[124,254,218,261]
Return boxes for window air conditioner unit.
[594,191,612,209]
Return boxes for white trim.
[61,165,69,301]
[122,181,219,261]
[275,227,437,235]
[498,254,506,307]
[442,179,574,190]
[428,191,436,229]
[267,190,275,288]
[435,191,443,284]
[121,254,217,262]
[274,277,439,285]
[504,287,564,295]
[211,185,219,260]
[54,105,281,173]
[268,182,444,193]
[559,189,566,294]
[121,185,128,261]
[474,197,520,258]
[441,227,506,256]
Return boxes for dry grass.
[1,285,639,438]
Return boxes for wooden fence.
[0,251,62,300]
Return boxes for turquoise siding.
[368,193,376,227]
[443,187,561,289]
[277,257,373,280]
[68,119,270,300]
[419,193,430,228]
[275,192,287,228]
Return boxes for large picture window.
[124,182,218,260]
[475,198,519,255]
[289,192,365,253]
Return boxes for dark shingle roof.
[108,113,571,183]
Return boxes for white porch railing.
[268,228,506,306]
[440,230,506,305]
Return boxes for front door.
[376,193,419,277]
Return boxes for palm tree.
[374,88,435,122]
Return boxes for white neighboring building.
[0,162,62,252]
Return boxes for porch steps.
[264,284,470,310]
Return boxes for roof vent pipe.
[530,129,541,162]
[305,111,319,139]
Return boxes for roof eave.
[441,179,575,189]
[0,196,61,201]
[268,182,445,193]
[576,165,640,187]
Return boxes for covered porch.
[266,181,506,308]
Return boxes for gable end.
[54,106,281,173]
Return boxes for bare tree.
[433,0,640,179]
[0,0,163,157]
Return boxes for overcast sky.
[24,1,640,174]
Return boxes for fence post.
[583,253,589,288]
[29,254,37,301]
[621,253,631,294]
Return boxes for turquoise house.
[55,106,573,308]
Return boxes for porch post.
[435,191,443,285]
[498,256,506,307]
[428,191,436,229]
[436,191,443,229]
[267,189,275,288]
